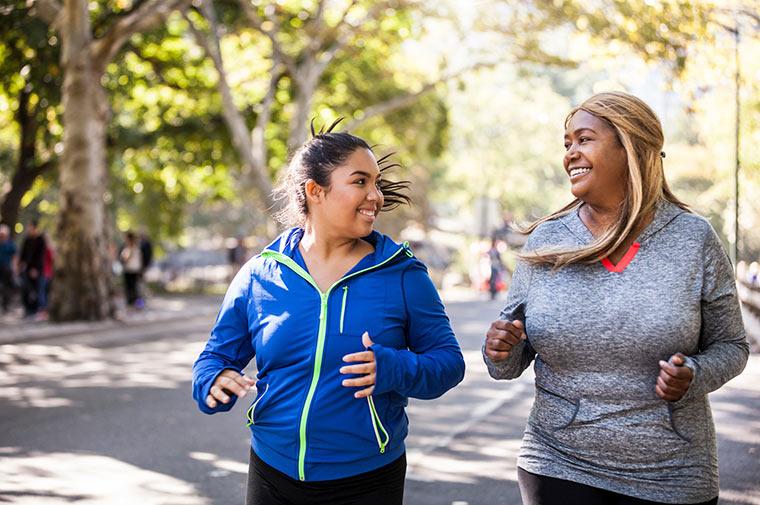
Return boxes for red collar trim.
[601,242,641,273]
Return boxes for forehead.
[332,148,379,175]
[565,109,614,135]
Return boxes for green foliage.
[103,15,242,241]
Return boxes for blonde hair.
[521,91,690,269]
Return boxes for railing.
[738,278,760,318]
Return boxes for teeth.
[358,209,375,217]
[570,168,591,178]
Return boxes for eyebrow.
[349,170,380,178]
[564,127,597,138]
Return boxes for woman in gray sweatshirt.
[483,91,748,505]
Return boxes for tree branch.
[345,60,502,130]
[186,1,277,214]
[29,0,63,28]
[92,0,192,68]
[238,0,298,77]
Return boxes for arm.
[482,255,536,379]
[192,263,256,414]
[370,262,465,399]
[676,227,749,403]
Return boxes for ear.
[304,179,324,205]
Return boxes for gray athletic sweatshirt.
[484,200,749,503]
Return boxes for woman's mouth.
[569,167,591,179]
[358,209,376,220]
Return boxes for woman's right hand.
[484,319,526,363]
[206,369,256,409]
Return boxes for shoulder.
[670,211,714,236]
[666,212,722,250]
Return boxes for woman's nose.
[367,185,381,201]
[564,144,579,164]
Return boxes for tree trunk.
[287,65,319,153]
[0,87,52,234]
[49,0,114,321]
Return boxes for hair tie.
[660,151,666,159]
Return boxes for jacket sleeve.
[192,263,256,414]
[482,249,536,380]
[678,227,749,403]
[371,261,465,399]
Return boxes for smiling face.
[563,110,629,209]
[307,148,384,238]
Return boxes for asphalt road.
[1,294,758,505]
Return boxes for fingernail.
[659,360,667,366]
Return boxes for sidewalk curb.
[0,297,220,346]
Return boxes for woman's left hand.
[340,332,376,398]
[655,353,694,402]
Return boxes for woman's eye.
[579,137,590,143]
[564,143,571,150]
[355,178,365,185]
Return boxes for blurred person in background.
[487,237,506,300]
[36,239,55,320]
[119,231,143,309]
[228,235,247,281]
[484,92,748,505]
[19,220,46,317]
[0,224,17,314]
[193,120,465,505]
[137,230,153,308]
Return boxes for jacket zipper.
[260,243,410,481]
[367,395,389,453]
[339,286,349,334]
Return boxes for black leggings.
[518,467,718,505]
[246,449,406,505]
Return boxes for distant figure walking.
[487,237,505,300]
[19,220,46,317]
[484,92,748,505]
[138,230,154,308]
[120,231,143,308]
[0,224,17,313]
[228,235,247,279]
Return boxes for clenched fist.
[655,353,693,402]
[484,319,526,363]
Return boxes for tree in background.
[31,0,192,321]
[0,5,62,234]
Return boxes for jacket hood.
[558,199,687,245]
[262,227,412,265]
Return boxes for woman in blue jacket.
[192,120,466,505]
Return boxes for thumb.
[362,331,374,349]
[669,353,685,366]
[512,320,525,331]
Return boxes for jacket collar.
[263,227,409,265]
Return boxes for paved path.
[0,294,758,504]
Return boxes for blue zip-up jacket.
[192,228,465,481]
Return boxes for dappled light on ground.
[0,335,207,409]
[0,449,208,504]
[406,349,533,485]
[189,451,248,476]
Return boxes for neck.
[580,200,622,236]
[301,221,362,260]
